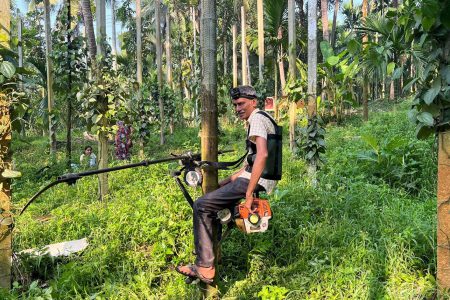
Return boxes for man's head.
[230,85,257,120]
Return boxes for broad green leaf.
[392,67,403,80]
[417,111,434,126]
[347,39,359,54]
[421,103,440,116]
[385,137,407,152]
[0,61,15,78]
[408,108,418,123]
[416,124,434,139]
[387,62,395,76]
[320,41,334,60]
[403,77,419,93]
[327,56,339,66]
[361,134,379,152]
[423,77,441,104]
[422,16,435,31]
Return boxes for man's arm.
[244,136,268,212]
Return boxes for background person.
[80,146,97,168]
[115,121,133,160]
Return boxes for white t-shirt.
[80,153,97,167]
[238,109,278,194]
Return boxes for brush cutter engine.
[217,199,272,234]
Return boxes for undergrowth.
[1,101,438,299]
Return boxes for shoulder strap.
[256,111,279,132]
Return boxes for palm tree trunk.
[136,0,144,158]
[257,0,264,82]
[223,11,228,77]
[241,5,248,85]
[232,23,238,87]
[330,0,339,48]
[308,0,318,185]
[44,0,57,153]
[165,10,172,85]
[155,0,165,145]
[320,0,329,42]
[362,0,369,121]
[200,0,219,296]
[165,9,174,134]
[278,45,286,95]
[136,4,144,72]
[274,57,279,120]
[288,0,296,152]
[66,0,73,167]
[111,0,117,70]
[80,0,97,62]
[0,0,12,288]
[96,0,108,199]
[307,0,317,117]
[96,0,106,57]
[191,6,198,121]
[18,17,23,91]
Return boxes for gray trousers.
[193,177,264,267]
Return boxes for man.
[176,85,281,283]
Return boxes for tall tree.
[330,0,339,48]
[389,0,398,100]
[288,0,296,152]
[241,5,248,85]
[191,6,199,120]
[111,0,118,70]
[0,0,12,288]
[155,0,165,145]
[18,17,23,91]
[66,0,73,166]
[44,0,57,153]
[307,0,318,184]
[307,0,317,117]
[362,0,369,121]
[165,7,174,134]
[200,0,219,295]
[136,0,144,158]
[257,0,264,82]
[81,0,97,63]
[95,0,109,199]
[232,23,238,87]
[165,9,172,85]
[320,0,329,42]
[96,0,106,57]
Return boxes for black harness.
[244,111,282,180]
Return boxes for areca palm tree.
[320,0,329,42]
[0,0,12,288]
[264,0,287,117]
[43,0,57,153]
[257,0,264,82]
[155,0,165,145]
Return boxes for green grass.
[2,101,438,299]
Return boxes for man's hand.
[244,194,256,213]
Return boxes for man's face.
[232,97,257,120]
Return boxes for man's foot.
[175,264,196,277]
[195,265,215,281]
[176,264,215,284]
